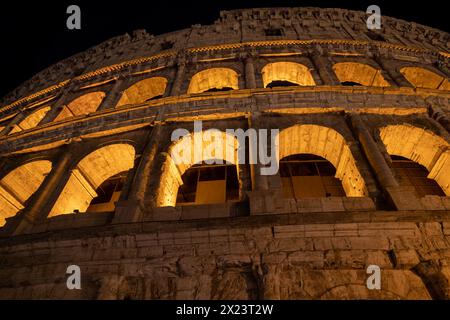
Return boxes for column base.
[247,189,291,215]
[112,200,145,223]
[386,186,424,210]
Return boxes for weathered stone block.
[393,249,420,268]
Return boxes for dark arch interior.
[341,81,363,86]
[88,170,129,211]
[176,161,239,205]
[280,154,345,198]
[203,87,234,93]
[145,95,164,102]
[266,80,300,88]
[391,155,445,197]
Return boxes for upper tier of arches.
[1,59,448,135]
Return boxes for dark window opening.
[160,41,174,50]
[366,31,386,42]
[341,81,363,86]
[145,95,164,102]
[391,155,445,197]
[280,154,345,198]
[90,171,129,205]
[265,28,284,37]
[266,80,300,88]
[203,87,234,93]
[176,162,239,205]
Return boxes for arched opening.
[279,124,368,197]
[379,124,450,196]
[9,106,51,134]
[400,67,450,90]
[261,62,316,88]
[176,161,239,205]
[333,62,390,87]
[187,68,239,94]
[48,144,135,217]
[157,130,239,207]
[391,155,445,197]
[54,91,106,122]
[116,77,168,107]
[280,154,345,199]
[86,171,129,212]
[0,160,52,226]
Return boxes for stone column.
[349,113,423,210]
[11,146,74,235]
[113,124,163,223]
[349,113,399,189]
[428,103,450,135]
[170,54,187,96]
[309,50,341,86]
[39,81,77,125]
[248,113,269,191]
[97,77,125,111]
[243,55,257,89]
[374,57,414,88]
[367,55,398,87]
[0,112,26,136]
[246,113,289,215]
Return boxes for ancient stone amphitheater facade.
[1,7,450,299]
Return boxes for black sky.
[0,0,448,98]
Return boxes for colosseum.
[0,7,449,300]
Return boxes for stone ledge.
[2,210,450,246]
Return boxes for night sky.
[0,0,448,98]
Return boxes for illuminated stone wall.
[0,7,450,299]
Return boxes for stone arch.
[187,68,239,94]
[316,270,431,300]
[261,62,316,87]
[379,124,450,195]
[48,143,136,217]
[0,160,52,226]
[400,66,450,90]
[54,91,106,122]
[156,130,239,207]
[278,124,368,197]
[116,77,168,107]
[9,106,51,134]
[333,62,390,87]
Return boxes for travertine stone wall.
[1,212,450,299]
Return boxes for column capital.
[238,49,259,61]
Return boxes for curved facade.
[1,7,450,299]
